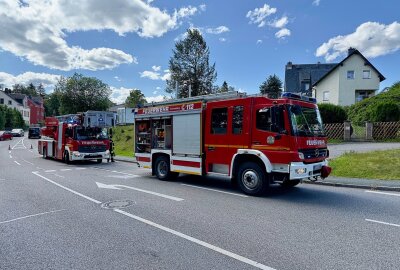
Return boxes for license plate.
[313,164,322,171]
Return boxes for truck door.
[205,105,230,174]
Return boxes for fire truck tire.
[155,156,178,181]
[64,151,70,164]
[281,179,301,188]
[237,162,268,195]
[97,159,103,163]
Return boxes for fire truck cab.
[135,92,331,195]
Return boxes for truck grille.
[78,145,106,153]
[299,148,328,159]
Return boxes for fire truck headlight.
[295,168,307,174]
[298,152,304,160]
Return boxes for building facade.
[8,93,44,125]
[0,90,30,125]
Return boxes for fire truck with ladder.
[38,111,115,163]
[134,92,331,195]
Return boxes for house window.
[355,90,375,103]
[323,91,330,101]
[347,70,355,79]
[363,70,371,79]
[211,107,228,134]
[0,98,3,104]
[232,106,243,134]
[8,100,12,105]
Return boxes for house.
[8,93,44,125]
[0,90,31,126]
[285,48,385,106]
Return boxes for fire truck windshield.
[74,126,108,140]
[289,105,325,137]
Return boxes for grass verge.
[330,149,400,180]
[112,125,134,157]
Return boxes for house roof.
[284,62,337,93]
[7,93,25,106]
[313,49,385,86]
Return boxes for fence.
[324,121,400,141]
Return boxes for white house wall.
[338,54,380,106]
[315,68,340,105]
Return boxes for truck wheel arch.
[230,150,273,179]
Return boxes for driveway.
[328,142,400,159]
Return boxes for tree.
[37,83,46,97]
[56,73,112,114]
[125,89,147,107]
[12,108,25,128]
[166,29,217,98]
[259,74,283,98]
[219,81,229,93]
[0,105,6,130]
[44,89,62,116]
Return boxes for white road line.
[0,209,66,225]
[365,190,400,197]
[91,167,138,176]
[9,155,12,159]
[365,219,400,228]
[181,184,248,198]
[45,170,56,172]
[31,171,274,270]
[75,168,86,170]
[8,150,11,154]
[60,169,72,171]
[14,161,21,166]
[20,158,34,165]
[114,209,275,270]
[32,172,101,204]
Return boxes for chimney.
[348,47,356,55]
[286,61,293,70]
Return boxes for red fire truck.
[38,111,115,163]
[134,92,331,195]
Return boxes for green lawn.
[330,149,400,180]
[112,125,134,157]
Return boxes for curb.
[114,157,138,164]
[303,180,400,192]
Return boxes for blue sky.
[0,0,399,104]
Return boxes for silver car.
[11,128,24,137]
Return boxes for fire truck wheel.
[155,156,178,181]
[237,162,268,195]
[97,159,103,163]
[281,179,301,188]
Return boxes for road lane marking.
[14,161,21,166]
[0,209,66,225]
[9,155,12,158]
[45,170,56,172]
[91,167,138,177]
[30,172,274,270]
[96,182,184,201]
[20,158,34,165]
[114,209,275,270]
[11,138,27,150]
[365,190,400,197]
[365,219,400,228]
[32,172,101,204]
[75,168,86,170]
[60,169,72,171]
[181,184,248,198]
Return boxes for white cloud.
[114,76,121,82]
[219,38,227,42]
[0,71,61,88]
[110,86,132,104]
[153,90,158,95]
[199,4,207,12]
[246,4,277,28]
[156,86,161,90]
[206,26,230,34]
[312,0,321,6]
[257,39,263,44]
[140,66,171,81]
[0,0,201,71]
[146,95,166,103]
[275,28,291,39]
[316,21,400,61]
[269,16,289,28]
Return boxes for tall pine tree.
[166,29,217,98]
[259,74,283,98]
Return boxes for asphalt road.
[1,136,399,270]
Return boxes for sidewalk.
[304,176,400,192]
[114,155,137,163]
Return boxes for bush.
[318,103,347,123]
[347,82,400,122]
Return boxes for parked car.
[28,127,41,139]
[11,128,24,137]
[0,131,13,141]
